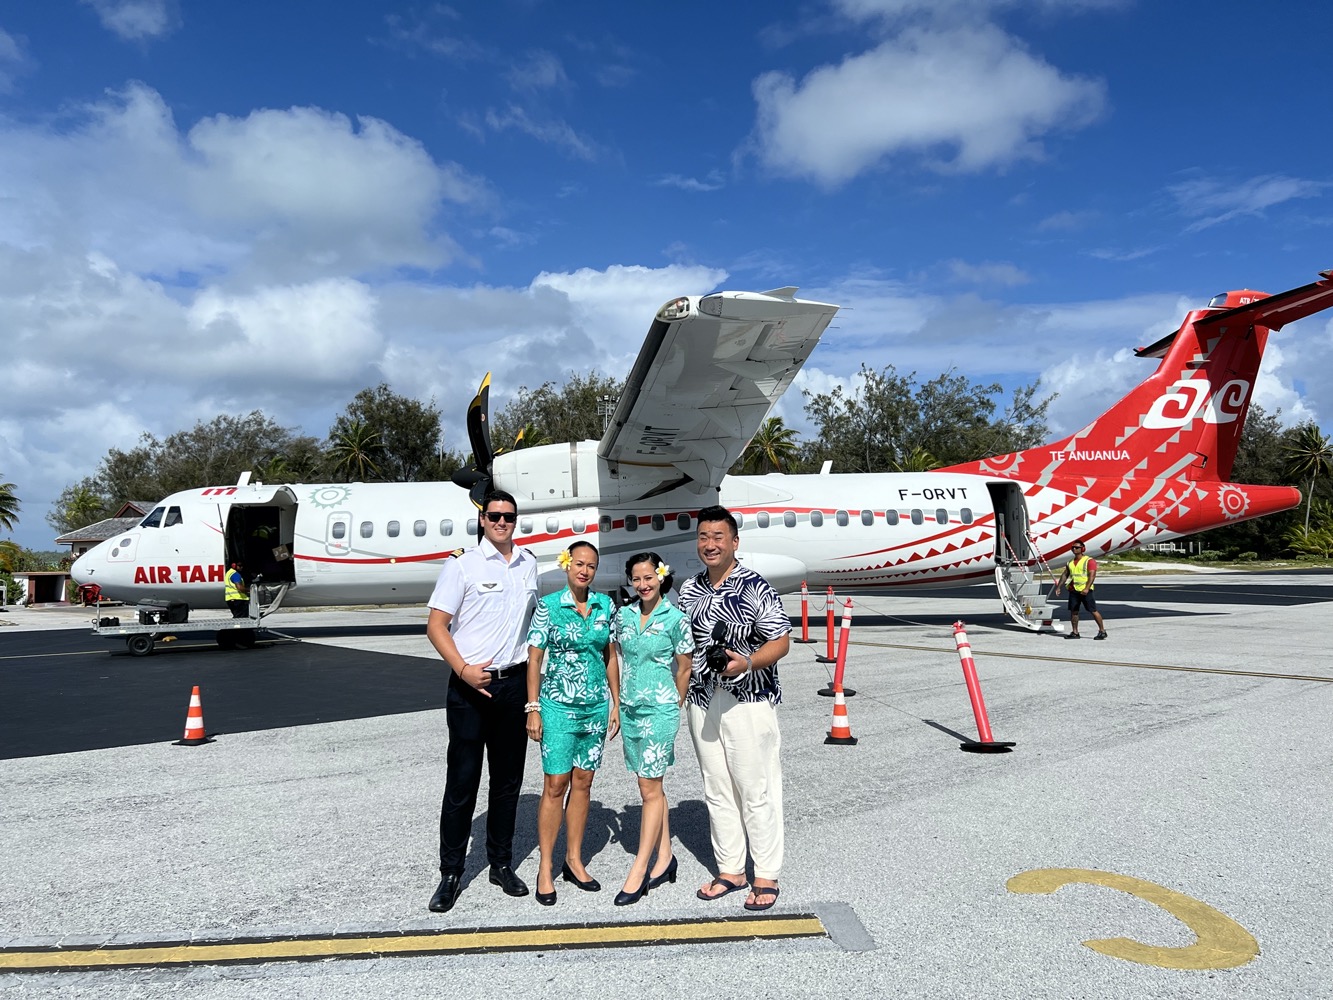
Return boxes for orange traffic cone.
[173,685,214,746]
[824,685,857,746]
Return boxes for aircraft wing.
[598,288,839,489]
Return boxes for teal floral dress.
[612,598,694,778]
[527,588,614,774]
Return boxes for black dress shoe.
[561,861,601,892]
[428,873,462,913]
[646,855,678,890]
[489,864,530,897]
[614,875,650,907]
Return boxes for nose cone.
[70,550,95,586]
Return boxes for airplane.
[71,269,1333,634]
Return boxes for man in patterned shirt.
[677,504,791,912]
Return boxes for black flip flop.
[743,886,780,911]
[697,877,747,901]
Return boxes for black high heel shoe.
[646,856,677,890]
[561,861,601,892]
[614,875,650,907]
[535,877,557,907]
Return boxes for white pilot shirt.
[427,537,539,669]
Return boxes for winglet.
[760,286,799,299]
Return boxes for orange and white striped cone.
[173,685,214,746]
[824,685,857,746]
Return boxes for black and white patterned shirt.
[677,562,791,708]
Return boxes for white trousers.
[686,690,784,879]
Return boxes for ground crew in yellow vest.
[225,561,250,618]
[1053,541,1108,640]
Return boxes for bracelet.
[745,655,754,671]
[524,701,541,713]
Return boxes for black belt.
[488,663,525,680]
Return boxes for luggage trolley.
[90,581,292,656]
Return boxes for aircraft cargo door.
[223,486,299,590]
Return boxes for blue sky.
[2,0,1331,550]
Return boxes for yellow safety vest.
[1068,555,1094,592]
[225,568,246,602]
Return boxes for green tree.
[328,419,384,482]
[328,384,442,482]
[512,425,553,450]
[493,371,625,447]
[891,446,941,472]
[0,476,19,532]
[1284,423,1332,534]
[739,417,800,474]
[47,480,107,534]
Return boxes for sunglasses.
[483,511,518,524]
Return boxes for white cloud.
[751,24,1105,185]
[0,26,35,93]
[504,51,571,93]
[81,0,177,41]
[483,105,598,161]
[655,172,726,193]
[1169,174,1327,233]
[945,259,1030,287]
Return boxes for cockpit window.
[1208,293,1228,308]
[164,507,183,527]
[140,507,164,528]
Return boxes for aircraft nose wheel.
[126,634,155,657]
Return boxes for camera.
[705,622,730,673]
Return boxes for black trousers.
[227,600,250,618]
[439,670,528,874]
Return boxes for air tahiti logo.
[979,453,1023,476]
[1217,484,1250,520]
[1143,377,1251,430]
[310,486,352,509]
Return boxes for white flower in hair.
[656,562,670,580]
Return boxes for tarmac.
[1,569,1331,999]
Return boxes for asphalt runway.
[1,571,1331,999]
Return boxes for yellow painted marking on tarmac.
[0,914,826,972]
[1007,868,1259,970]
[853,640,1333,683]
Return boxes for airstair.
[994,539,1063,633]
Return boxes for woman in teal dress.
[609,550,694,906]
[525,540,618,906]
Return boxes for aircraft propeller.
[450,372,495,507]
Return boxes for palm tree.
[892,446,942,473]
[0,477,19,532]
[328,420,384,482]
[742,417,800,474]
[1284,423,1332,533]
[513,424,552,450]
[0,539,19,572]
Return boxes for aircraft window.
[885,510,899,526]
[573,518,586,533]
[467,518,478,535]
[440,519,453,536]
[960,508,973,524]
[651,514,665,531]
[783,511,797,528]
[756,512,770,528]
[120,537,131,546]
[414,520,427,536]
[860,510,874,526]
[140,507,164,528]
[360,521,374,538]
[911,509,924,525]
[164,507,183,527]
[519,517,533,534]
[387,520,400,537]
[810,510,823,527]
[935,509,948,525]
[677,513,691,530]
[1208,293,1228,308]
[332,523,346,539]
[547,517,560,534]
[836,510,849,526]
[735,512,744,527]
[624,515,638,532]
[599,515,612,533]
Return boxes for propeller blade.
[466,372,494,474]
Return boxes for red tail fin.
[944,270,1333,485]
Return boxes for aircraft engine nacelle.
[491,440,680,510]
